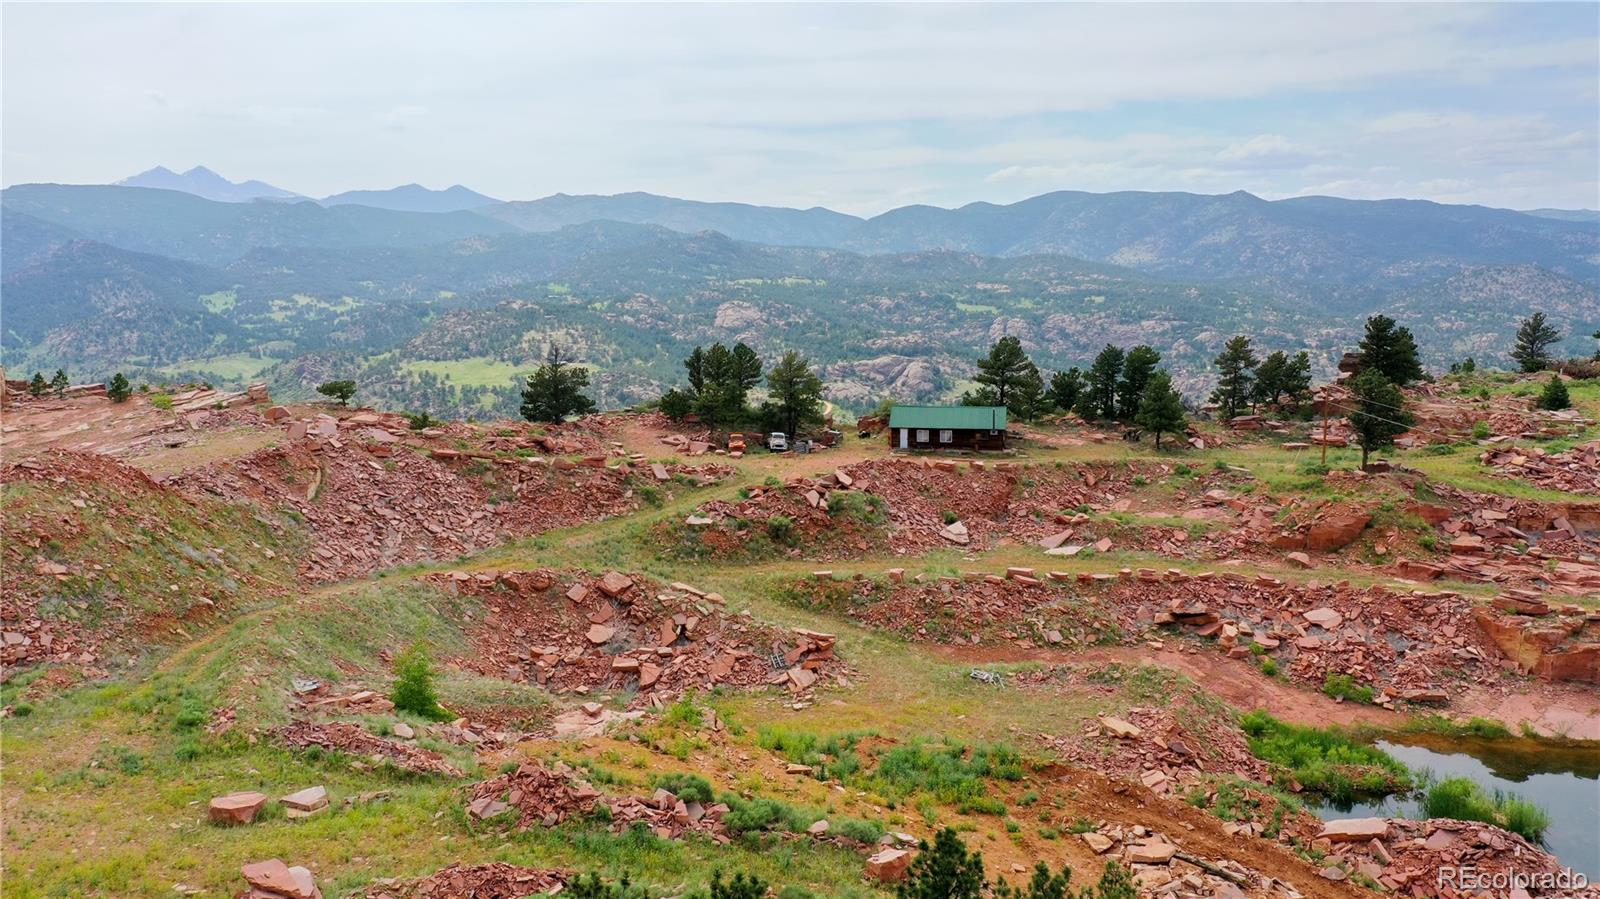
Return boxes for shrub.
[404,411,437,430]
[943,510,960,525]
[150,393,174,410]
[652,772,714,804]
[390,642,449,720]
[766,515,795,543]
[829,490,886,525]
[1259,657,1278,677]
[833,816,885,844]
[566,872,651,899]
[1322,673,1374,705]
[106,373,132,403]
[709,871,768,899]
[1471,420,1491,440]
[317,379,358,405]
[1423,777,1550,842]
[1537,375,1570,411]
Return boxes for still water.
[1308,736,1599,878]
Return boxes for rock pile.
[276,721,464,777]
[1036,705,1272,793]
[428,569,845,707]
[466,760,733,842]
[1313,817,1586,897]
[1482,442,1600,494]
[359,864,567,899]
[241,859,322,899]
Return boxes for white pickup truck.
[767,432,789,452]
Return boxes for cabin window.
[939,430,953,443]
[916,429,929,443]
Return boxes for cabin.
[887,405,1007,452]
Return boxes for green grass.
[1422,778,1551,842]
[158,352,281,382]
[1239,710,1413,804]
[198,289,237,313]
[402,357,527,388]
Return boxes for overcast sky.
[3,2,1597,214]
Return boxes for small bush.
[404,411,438,430]
[1322,673,1374,705]
[766,515,795,543]
[1240,710,1412,802]
[833,816,884,844]
[943,510,960,525]
[150,393,174,410]
[1423,777,1550,842]
[1537,375,1570,411]
[390,641,450,720]
[1471,420,1491,440]
[652,772,715,804]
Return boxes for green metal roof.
[888,405,1007,431]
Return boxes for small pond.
[1308,735,1599,878]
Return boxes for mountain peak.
[114,165,300,203]
[319,183,502,213]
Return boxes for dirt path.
[933,642,1400,729]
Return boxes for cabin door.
[898,429,909,449]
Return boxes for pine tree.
[897,828,985,899]
[520,345,596,423]
[1511,312,1561,373]
[1011,362,1047,421]
[1281,350,1312,407]
[28,372,47,397]
[973,337,1035,408]
[49,368,69,397]
[1537,374,1570,411]
[106,372,132,403]
[1115,345,1161,420]
[316,379,357,405]
[659,388,692,420]
[1083,345,1125,420]
[1134,371,1186,450]
[1048,367,1084,413]
[681,342,762,427]
[1209,336,1258,419]
[1357,315,1424,385]
[1348,368,1413,469]
[766,351,824,439]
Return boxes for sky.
[3,2,1597,215]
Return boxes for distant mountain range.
[117,165,303,203]
[112,167,500,213]
[2,179,1596,417]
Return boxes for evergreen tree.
[681,342,763,427]
[1048,367,1084,413]
[993,862,1072,899]
[766,351,824,439]
[1281,350,1312,407]
[1134,371,1186,449]
[1115,345,1161,420]
[1010,362,1047,421]
[1537,374,1570,411]
[973,337,1036,408]
[107,372,132,403]
[520,345,596,423]
[1347,368,1413,469]
[1357,315,1424,385]
[1511,312,1561,373]
[684,346,707,395]
[49,368,69,398]
[1253,351,1288,407]
[1083,345,1125,420]
[659,387,693,420]
[708,871,767,899]
[317,379,358,405]
[28,372,46,397]
[1209,336,1258,419]
[897,828,985,899]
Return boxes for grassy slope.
[5,385,1595,896]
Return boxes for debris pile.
[1111,574,1509,702]
[466,760,732,842]
[359,864,567,899]
[1482,442,1600,494]
[1312,817,1585,897]
[1035,704,1272,793]
[276,721,464,777]
[427,569,845,707]
[1067,824,1266,898]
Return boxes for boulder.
[1306,513,1370,551]
[241,860,319,899]
[280,786,329,818]
[1124,839,1176,864]
[1319,818,1390,843]
[209,791,268,825]
[865,848,913,882]
[1098,716,1142,739]
[1081,832,1115,854]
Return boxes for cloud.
[1,3,1595,211]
